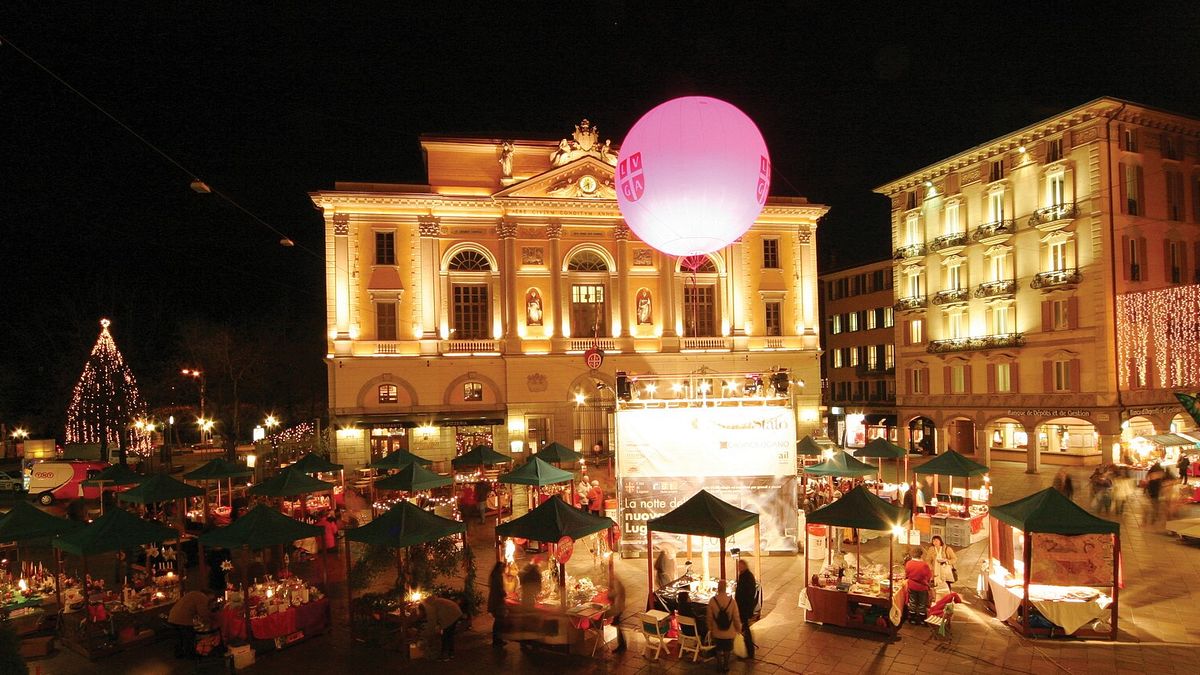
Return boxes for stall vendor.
[167,589,215,658]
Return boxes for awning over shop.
[1138,433,1199,449]
[341,412,505,428]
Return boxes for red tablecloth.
[219,597,329,641]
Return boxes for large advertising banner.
[616,406,797,555]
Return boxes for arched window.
[567,250,608,272]
[378,384,398,404]
[449,249,491,271]
[685,257,716,273]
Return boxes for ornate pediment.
[550,119,619,167]
[494,155,617,200]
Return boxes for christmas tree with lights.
[65,319,150,464]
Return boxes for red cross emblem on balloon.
[618,152,645,202]
[756,156,769,204]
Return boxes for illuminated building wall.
[875,98,1200,472]
[311,120,827,473]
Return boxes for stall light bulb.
[408,590,424,603]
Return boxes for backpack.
[713,597,733,631]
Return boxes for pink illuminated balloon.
[616,96,770,257]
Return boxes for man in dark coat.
[734,559,757,659]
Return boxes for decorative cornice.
[332,214,350,236]
[545,223,562,239]
[613,223,630,241]
[495,220,519,239]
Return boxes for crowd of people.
[1054,457,1195,524]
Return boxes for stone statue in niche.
[526,289,543,326]
[498,141,515,178]
[636,288,653,325]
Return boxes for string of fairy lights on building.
[64,319,152,455]
[1116,286,1200,388]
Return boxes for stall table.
[988,575,1112,635]
[218,596,330,644]
[802,585,897,636]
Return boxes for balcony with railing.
[893,243,927,261]
[1028,202,1078,230]
[974,279,1017,299]
[441,339,502,354]
[927,332,1026,354]
[932,288,970,305]
[1031,268,1082,289]
[567,338,617,352]
[893,295,928,312]
[971,219,1016,243]
[929,232,969,253]
[680,336,733,352]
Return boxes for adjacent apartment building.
[875,97,1200,472]
[819,259,897,448]
[311,119,827,474]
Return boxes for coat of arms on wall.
[633,248,654,266]
[527,373,548,392]
[521,246,544,265]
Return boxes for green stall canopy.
[183,459,253,481]
[288,453,343,475]
[534,442,584,464]
[913,450,989,477]
[991,488,1120,535]
[117,473,204,504]
[0,502,80,542]
[796,436,826,457]
[803,451,877,478]
[374,463,452,493]
[498,457,574,487]
[855,437,907,459]
[54,508,178,556]
[249,467,336,498]
[647,490,759,539]
[345,501,465,549]
[369,450,434,470]
[805,485,909,531]
[452,445,512,469]
[199,505,324,550]
[496,495,613,543]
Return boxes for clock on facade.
[578,174,598,194]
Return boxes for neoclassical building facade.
[311,120,827,473]
[876,98,1200,472]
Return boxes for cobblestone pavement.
[32,459,1200,674]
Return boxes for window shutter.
[1120,235,1131,280]
[1118,163,1128,213]
[1043,361,1054,392]
[1067,297,1079,329]
[922,368,930,394]
[1041,300,1053,331]
[986,363,996,393]
[903,320,911,346]
[1010,362,1019,393]
[1182,244,1190,284]
[943,366,952,393]
[1070,359,1082,392]
[1137,237,1148,275]
[1164,239,1173,282]
[906,369,914,394]
[1192,176,1200,223]
[1135,166,1145,212]
[963,365,973,394]
[1031,141,1048,164]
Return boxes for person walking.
[1146,464,1165,523]
[1052,468,1075,501]
[904,547,933,624]
[420,594,463,661]
[706,583,742,672]
[1179,454,1191,486]
[922,535,958,593]
[607,574,627,653]
[487,561,507,647]
[734,559,757,660]
[588,481,605,517]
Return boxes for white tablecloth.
[988,577,1111,634]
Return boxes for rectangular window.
[885,344,895,369]
[1124,164,1143,215]
[912,368,926,394]
[682,285,716,337]
[906,191,918,210]
[451,284,489,339]
[847,312,859,332]
[571,284,608,338]
[1053,360,1071,392]
[1046,138,1063,162]
[907,271,921,298]
[1049,240,1068,272]
[831,314,842,334]
[989,160,1005,182]
[377,384,398,404]
[866,308,878,330]
[1047,173,1066,208]
[1051,299,1070,331]
[951,365,966,394]
[883,306,895,328]
[866,346,879,370]
[376,301,398,341]
[991,250,1008,281]
[1162,134,1181,160]
[996,363,1012,392]
[1129,238,1141,280]
[849,346,860,367]
[993,304,1011,334]
[1166,170,1185,221]
[1168,241,1183,284]
[910,319,924,344]
[463,382,483,401]
[764,301,782,336]
[832,349,843,369]
[905,212,921,245]
[762,239,780,269]
[947,264,962,290]
[946,310,964,339]
[1122,127,1138,152]
[870,270,885,292]
[987,191,1005,223]
[944,202,960,235]
[375,231,396,266]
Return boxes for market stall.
[645,489,760,614]
[495,495,615,654]
[116,473,204,580]
[52,508,181,659]
[796,436,829,469]
[452,445,512,525]
[856,437,908,484]
[248,467,337,568]
[80,464,145,514]
[498,456,577,519]
[987,488,1120,639]
[366,450,435,516]
[534,442,584,468]
[199,506,329,651]
[912,450,990,547]
[343,500,466,652]
[800,486,908,636]
[804,450,878,515]
[0,502,80,654]
[183,459,254,527]
[286,452,346,495]
[373,462,453,515]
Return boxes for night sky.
[4,3,1200,436]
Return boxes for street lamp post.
[181,368,206,442]
[10,428,29,459]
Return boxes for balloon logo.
[616,96,770,258]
